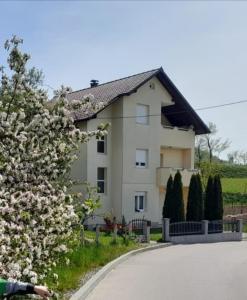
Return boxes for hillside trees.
[0,37,108,283]
[195,122,230,164]
[227,150,247,165]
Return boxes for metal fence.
[169,221,203,236]
[163,218,243,243]
[131,218,149,234]
[208,220,239,234]
[169,220,240,237]
[224,219,239,232]
[208,220,223,234]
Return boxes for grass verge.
[221,178,247,194]
[45,231,140,299]
[150,228,163,242]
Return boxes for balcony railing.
[161,125,192,131]
[160,125,194,149]
[156,167,198,187]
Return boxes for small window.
[136,104,149,125]
[97,136,106,154]
[136,149,148,168]
[97,167,106,194]
[135,192,146,212]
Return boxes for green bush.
[219,165,247,178]
[223,192,247,204]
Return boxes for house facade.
[69,68,209,225]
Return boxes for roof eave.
[157,68,210,135]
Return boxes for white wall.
[121,77,185,223]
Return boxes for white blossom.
[0,37,108,283]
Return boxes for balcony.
[160,125,194,149]
[156,167,199,187]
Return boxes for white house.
[68,67,209,225]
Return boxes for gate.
[131,218,147,235]
[130,218,151,242]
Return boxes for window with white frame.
[97,136,106,154]
[136,104,149,125]
[136,149,148,168]
[97,167,106,194]
[135,192,146,212]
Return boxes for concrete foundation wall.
[170,232,242,244]
[162,218,243,244]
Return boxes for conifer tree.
[214,175,223,220]
[196,173,204,220]
[204,175,214,220]
[162,175,173,219]
[186,174,198,221]
[172,171,185,222]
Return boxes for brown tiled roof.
[66,68,160,121]
[67,67,210,134]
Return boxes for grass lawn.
[242,223,247,233]
[150,228,163,242]
[221,178,247,194]
[45,230,140,299]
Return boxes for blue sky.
[0,1,247,158]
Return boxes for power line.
[196,99,247,111]
[94,99,247,120]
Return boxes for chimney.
[90,79,99,88]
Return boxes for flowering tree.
[0,36,107,284]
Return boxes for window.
[97,136,106,154]
[136,149,148,168]
[97,167,106,194]
[136,104,149,125]
[135,192,146,212]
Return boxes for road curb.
[69,242,172,300]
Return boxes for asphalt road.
[86,242,247,300]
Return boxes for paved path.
[87,242,247,300]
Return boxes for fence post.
[113,223,118,243]
[96,224,100,246]
[144,221,150,243]
[128,222,132,235]
[237,219,243,233]
[162,218,170,242]
[80,224,85,246]
[202,220,208,236]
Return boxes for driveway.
[87,242,247,300]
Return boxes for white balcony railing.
[160,125,194,149]
[161,125,192,131]
[157,167,199,187]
